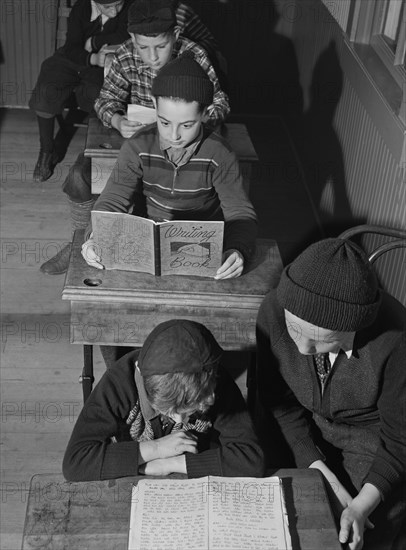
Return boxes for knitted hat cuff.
[152,74,213,105]
[128,6,175,35]
[277,268,381,331]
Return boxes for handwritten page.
[207,476,292,550]
[128,476,291,550]
[127,105,156,125]
[128,478,209,550]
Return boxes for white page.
[127,104,156,125]
[128,478,209,550]
[207,476,292,550]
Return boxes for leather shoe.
[40,244,72,275]
[33,150,59,182]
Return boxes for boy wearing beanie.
[95,0,229,136]
[40,0,229,276]
[82,53,257,280]
[255,238,406,550]
[63,320,264,481]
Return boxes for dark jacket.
[63,350,265,481]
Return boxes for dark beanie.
[128,0,176,35]
[138,320,223,375]
[96,0,122,4]
[152,51,214,105]
[277,238,381,331]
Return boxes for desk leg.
[79,345,94,402]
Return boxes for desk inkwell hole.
[99,142,113,149]
[84,278,102,287]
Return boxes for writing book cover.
[91,211,224,278]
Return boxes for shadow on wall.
[189,0,303,126]
[295,41,366,236]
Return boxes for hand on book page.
[81,234,104,270]
[215,249,244,280]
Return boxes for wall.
[286,0,405,304]
[0,0,58,108]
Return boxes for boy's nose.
[171,127,180,140]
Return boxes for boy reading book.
[41,0,229,275]
[63,319,265,481]
[81,51,257,280]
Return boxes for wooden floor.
[0,108,319,549]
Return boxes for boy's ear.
[152,96,157,109]
[201,106,209,122]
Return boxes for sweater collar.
[90,1,109,26]
[134,363,159,421]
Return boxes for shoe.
[40,244,72,275]
[33,150,59,182]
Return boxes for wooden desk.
[85,118,259,194]
[22,470,340,550]
[62,230,283,400]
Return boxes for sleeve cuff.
[185,450,222,478]
[100,441,140,479]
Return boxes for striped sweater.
[91,124,257,260]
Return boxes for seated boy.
[82,52,256,280]
[96,0,230,137]
[63,319,265,481]
[40,0,229,276]
[29,0,132,182]
[255,238,406,550]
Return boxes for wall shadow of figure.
[296,41,365,238]
[190,0,303,125]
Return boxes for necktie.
[314,353,331,387]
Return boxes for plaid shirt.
[175,2,219,58]
[94,36,230,127]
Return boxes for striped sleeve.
[175,2,219,58]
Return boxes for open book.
[91,211,224,277]
[128,476,292,550]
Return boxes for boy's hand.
[156,432,198,459]
[90,44,109,67]
[84,37,93,52]
[215,249,244,279]
[81,235,104,269]
[111,114,145,138]
[139,455,187,476]
[339,504,371,550]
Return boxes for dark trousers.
[29,50,104,115]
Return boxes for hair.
[134,26,176,38]
[143,366,218,416]
[155,95,206,113]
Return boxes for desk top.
[63,231,282,310]
[85,117,259,162]
[22,470,340,550]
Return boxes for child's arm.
[94,48,139,128]
[184,366,265,478]
[175,2,219,60]
[212,149,257,264]
[63,359,142,482]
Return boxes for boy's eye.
[160,121,169,127]
[183,124,193,129]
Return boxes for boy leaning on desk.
[63,319,265,480]
[81,51,256,280]
[40,0,229,276]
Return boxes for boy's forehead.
[156,97,201,120]
[284,309,343,340]
[132,33,172,46]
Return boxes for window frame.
[347,0,405,122]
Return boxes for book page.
[127,105,156,125]
[206,476,292,550]
[128,478,209,550]
[91,211,156,274]
[159,221,224,277]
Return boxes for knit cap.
[277,238,381,331]
[152,51,214,105]
[138,320,223,375]
[96,0,123,4]
[127,0,176,35]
